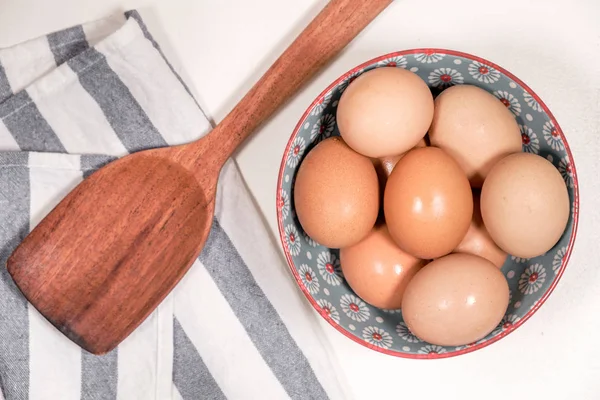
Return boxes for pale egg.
[337,68,433,158]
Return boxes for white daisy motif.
[338,70,363,92]
[523,91,542,112]
[519,263,547,295]
[395,322,421,343]
[468,61,501,84]
[284,224,301,256]
[303,232,319,247]
[377,56,408,69]
[317,251,343,286]
[340,294,370,322]
[558,156,574,188]
[298,264,319,294]
[542,120,564,151]
[428,68,464,88]
[418,344,446,355]
[520,124,540,154]
[414,52,445,64]
[492,314,520,336]
[279,189,290,220]
[529,300,540,311]
[553,246,567,274]
[493,90,521,116]
[511,255,529,263]
[317,299,340,323]
[362,326,393,349]
[287,136,306,168]
[311,91,332,115]
[310,114,336,141]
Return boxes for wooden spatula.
[7,0,393,355]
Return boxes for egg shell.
[371,138,427,199]
[453,190,507,268]
[337,67,434,158]
[480,152,570,259]
[340,224,427,309]
[293,136,379,248]
[383,146,473,259]
[402,253,510,347]
[428,84,522,187]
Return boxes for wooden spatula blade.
[7,151,215,354]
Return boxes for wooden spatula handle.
[208,0,393,160]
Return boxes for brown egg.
[454,190,507,268]
[480,152,570,259]
[428,84,522,187]
[383,147,473,259]
[371,138,427,196]
[372,155,403,194]
[337,67,433,158]
[340,224,427,309]
[402,253,510,347]
[294,136,379,248]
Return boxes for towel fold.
[0,10,350,400]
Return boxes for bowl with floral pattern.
[276,49,579,359]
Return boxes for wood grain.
[7,0,393,355]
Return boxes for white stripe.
[28,152,83,400]
[26,66,128,157]
[116,307,166,400]
[82,13,127,47]
[172,385,183,400]
[156,295,174,400]
[0,120,19,151]
[215,160,352,400]
[173,261,289,400]
[0,37,56,94]
[96,20,211,146]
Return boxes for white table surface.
[1,0,599,399]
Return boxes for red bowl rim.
[276,48,580,360]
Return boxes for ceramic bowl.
[276,49,579,359]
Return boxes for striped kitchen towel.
[0,10,352,400]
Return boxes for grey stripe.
[67,48,167,152]
[124,10,196,102]
[173,318,225,400]
[0,62,12,104]
[0,91,66,152]
[200,219,329,400]
[80,154,117,179]
[81,349,118,400]
[0,152,30,400]
[47,25,89,66]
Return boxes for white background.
[1,0,599,399]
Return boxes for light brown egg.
[480,152,570,259]
[454,190,507,268]
[372,155,403,194]
[340,224,427,309]
[337,67,433,158]
[428,84,522,187]
[294,136,379,248]
[371,138,427,197]
[383,147,473,259]
[402,253,510,347]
